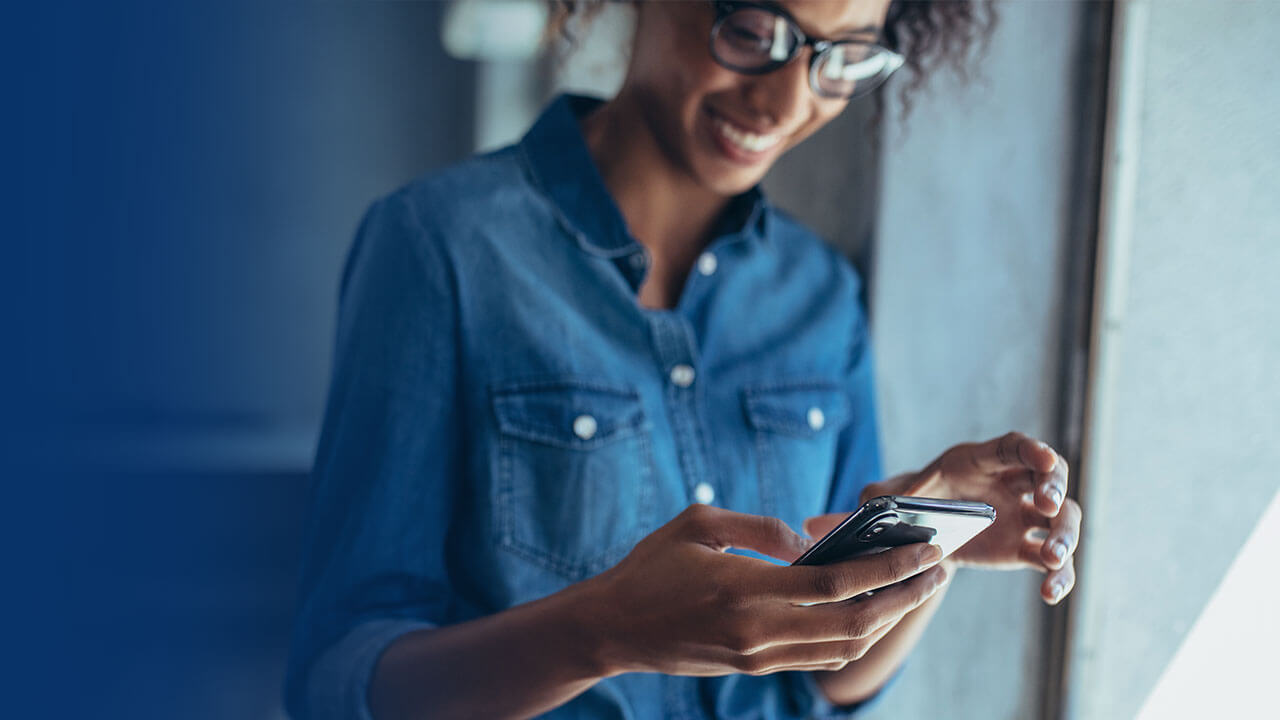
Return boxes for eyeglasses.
[709,1,905,100]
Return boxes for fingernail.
[919,544,943,566]
[1051,582,1066,601]
[1050,541,1067,561]
[1047,487,1063,506]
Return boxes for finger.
[1032,450,1070,517]
[764,543,943,605]
[1020,498,1053,530]
[732,622,898,675]
[1002,470,1036,498]
[680,504,810,563]
[803,512,851,540]
[1041,498,1082,570]
[781,564,949,644]
[1042,555,1076,605]
[757,618,903,674]
[740,571,941,672]
[730,639,865,675]
[963,432,1058,475]
[1018,535,1050,571]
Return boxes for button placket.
[648,314,713,504]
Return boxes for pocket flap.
[492,378,648,449]
[742,380,850,437]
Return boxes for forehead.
[773,0,891,37]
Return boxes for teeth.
[712,115,781,154]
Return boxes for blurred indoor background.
[6,1,1276,719]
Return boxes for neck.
[580,91,728,264]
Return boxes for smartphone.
[792,495,996,566]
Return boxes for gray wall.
[865,2,1092,718]
[1070,2,1280,718]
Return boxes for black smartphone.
[792,495,996,566]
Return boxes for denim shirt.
[286,94,885,720]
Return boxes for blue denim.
[286,94,887,720]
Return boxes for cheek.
[783,103,848,151]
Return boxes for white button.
[630,252,648,269]
[696,252,718,276]
[572,414,598,440]
[669,364,696,387]
[694,482,716,504]
[807,407,825,431]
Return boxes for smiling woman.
[283,2,1088,720]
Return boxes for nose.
[741,49,813,130]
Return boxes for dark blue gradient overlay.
[5,4,475,718]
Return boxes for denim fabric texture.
[286,94,887,720]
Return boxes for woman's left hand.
[816,432,1081,605]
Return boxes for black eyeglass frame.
[708,0,904,100]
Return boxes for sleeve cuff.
[304,618,437,720]
[792,663,904,719]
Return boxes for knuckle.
[848,639,871,661]
[722,623,760,655]
[885,551,911,581]
[762,516,789,540]
[843,613,874,639]
[735,653,767,674]
[811,570,843,600]
[684,502,714,524]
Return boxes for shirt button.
[694,482,716,505]
[629,252,648,269]
[696,252,718,276]
[807,407,825,431]
[669,364,696,388]
[572,414,598,440]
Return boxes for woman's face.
[625,0,893,197]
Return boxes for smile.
[709,112,783,154]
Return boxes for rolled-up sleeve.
[284,192,462,720]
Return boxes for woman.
[286,1,1082,718]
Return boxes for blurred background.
[5,1,1276,719]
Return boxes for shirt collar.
[518,93,770,258]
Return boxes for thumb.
[683,506,812,563]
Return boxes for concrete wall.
[1070,2,1280,718]
[866,2,1091,718]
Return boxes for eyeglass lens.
[712,4,898,99]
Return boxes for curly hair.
[543,0,997,122]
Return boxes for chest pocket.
[491,378,657,580]
[743,380,851,531]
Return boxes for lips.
[706,108,783,165]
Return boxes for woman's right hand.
[576,503,949,678]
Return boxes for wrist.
[545,572,629,681]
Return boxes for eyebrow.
[757,0,881,40]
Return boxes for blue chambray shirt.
[286,94,886,720]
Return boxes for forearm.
[812,560,953,706]
[369,580,610,720]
